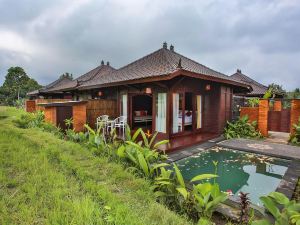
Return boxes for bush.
[289,117,300,146]
[14,110,44,128]
[224,115,263,139]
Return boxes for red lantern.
[145,87,152,94]
[205,84,211,91]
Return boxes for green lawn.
[0,107,191,225]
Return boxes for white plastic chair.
[110,116,127,139]
[96,115,109,130]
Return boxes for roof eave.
[77,69,252,92]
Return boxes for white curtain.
[156,93,166,133]
[172,93,179,133]
[122,94,127,121]
[196,95,202,129]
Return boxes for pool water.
[175,147,290,206]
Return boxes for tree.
[60,72,73,80]
[0,67,41,105]
[267,83,286,98]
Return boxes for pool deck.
[217,138,300,160]
[166,135,225,162]
[167,137,300,219]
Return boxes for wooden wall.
[36,99,69,111]
[73,103,87,132]
[25,100,36,112]
[44,107,57,125]
[86,99,118,129]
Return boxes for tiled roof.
[230,70,268,96]
[46,64,115,92]
[27,76,72,96]
[81,47,249,88]
[31,44,251,95]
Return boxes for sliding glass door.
[172,92,202,135]
[155,93,167,133]
[172,93,183,133]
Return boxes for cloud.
[0,0,299,90]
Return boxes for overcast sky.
[0,0,299,90]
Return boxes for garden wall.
[240,107,258,123]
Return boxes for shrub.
[251,192,300,225]
[289,117,300,146]
[224,115,263,139]
[14,110,45,128]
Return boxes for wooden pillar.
[258,99,269,137]
[44,106,57,125]
[273,100,282,111]
[290,99,300,134]
[73,102,87,132]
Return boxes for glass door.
[172,93,184,134]
[155,93,167,133]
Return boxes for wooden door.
[56,106,73,130]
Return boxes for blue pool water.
[175,147,290,206]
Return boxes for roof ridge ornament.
[170,44,174,51]
[177,58,182,69]
[163,42,167,49]
[101,60,104,65]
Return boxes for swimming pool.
[175,147,290,206]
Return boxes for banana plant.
[252,192,300,225]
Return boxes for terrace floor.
[158,132,220,152]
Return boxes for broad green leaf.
[173,164,185,188]
[132,128,142,142]
[140,130,149,147]
[195,183,212,197]
[153,139,169,149]
[191,174,218,183]
[154,191,167,198]
[260,196,281,219]
[176,187,189,200]
[149,132,158,147]
[126,141,143,150]
[268,192,289,205]
[137,152,149,176]
[126,151,138,165]
[117,145,126,158]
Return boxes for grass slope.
[0,107,191,225]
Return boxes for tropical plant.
[247,98,260,107]
[289,117,300,146]
[224,115,262,139]
[117,128,169,178]
[14,110,45,128]
[239,192,251,224]
[252,192,300,225]
[263,89,273,99]
[64,118,73,129]
[192,176,227,219]
[153,162,226,222]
